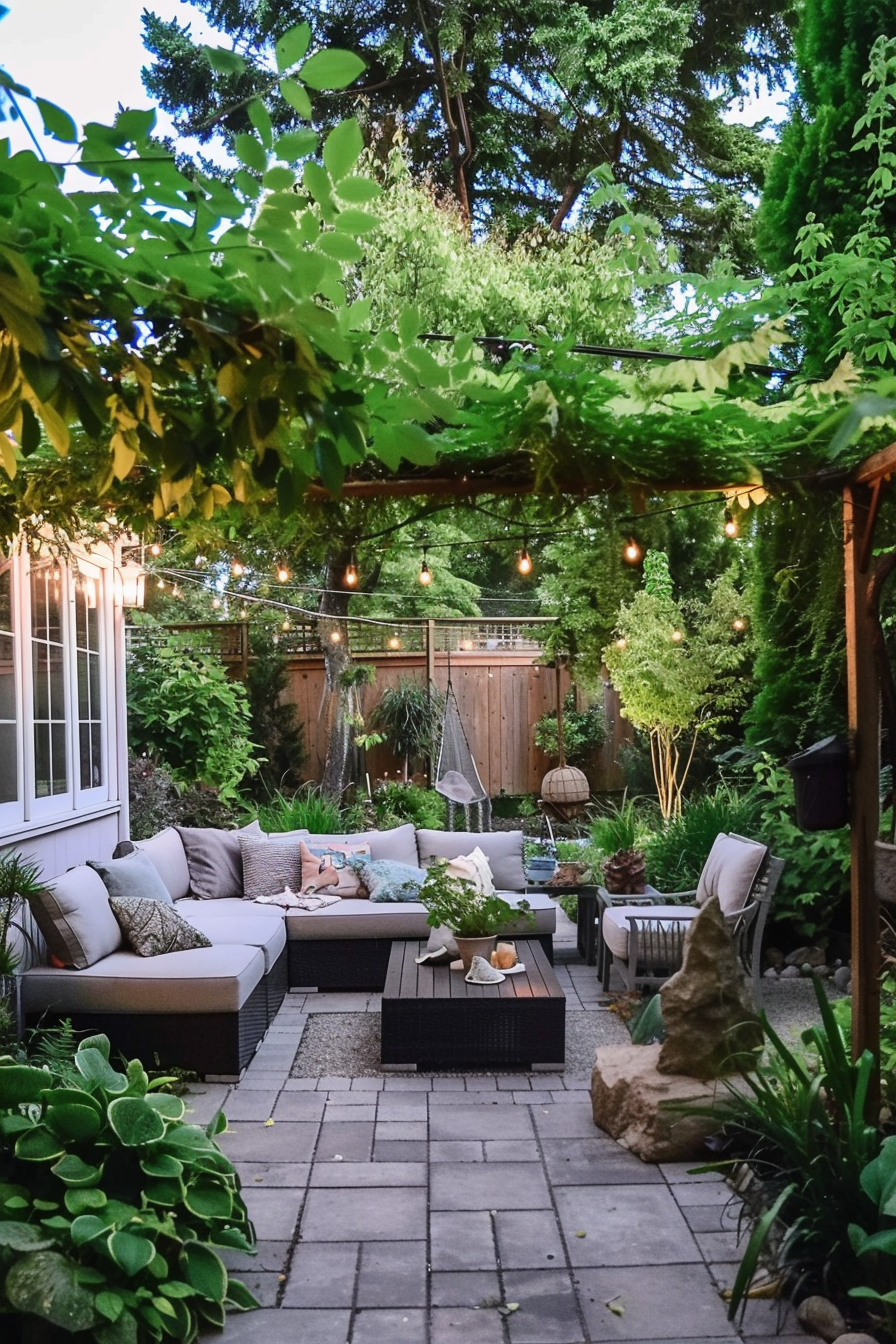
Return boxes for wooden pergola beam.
[305,473,757,501]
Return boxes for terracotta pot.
[454,935,497,973]
[875,840,896,904]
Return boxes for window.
[74,569,103,794]
[31,563,68,799]
[0,565,17,807]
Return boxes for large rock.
[796,1296,846,1342]
[658,896,763,1080]
[590,1043,736,1162]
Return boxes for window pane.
[90,725,102,789]
[0,631,14,720]
[50,723,67,794]
[0,723,15,802]
[77,652,89,718]
[0,568,11,633]
[89,655,100,715]
[34,723,50,797]
[75,586,86,646]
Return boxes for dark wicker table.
[381,939,566,1071]
[525,885,600,964]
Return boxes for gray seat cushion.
[416,829,526,890]
[178,910,286,972]
[601,904,698,960]
[285,889,556,941]
[27,867,122,969]
[21,944,265,1015]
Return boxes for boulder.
[796,1295,846,1342]
[590,1043,736,1162]
[658,896,763,1080]
[833,965,852,992]
[831,1335,879,1344]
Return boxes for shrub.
[368,781,447,831]
[244,630,305,799]
[127,756,240,841]
[368,679,443,779]
[533,692,605,767]
[0,1033,257,1341]
[254,784,346,835]
[642,785,761,891]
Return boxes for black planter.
[786,735,849,832]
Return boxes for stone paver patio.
[186,923,805,1344]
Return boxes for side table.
[525,885,600,965]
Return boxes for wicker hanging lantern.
[540,660,589,816]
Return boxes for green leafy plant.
[847,1136,896,1339]
[244,629,305,799]
[127,757,241,842]
[533,692,605,767]
[0,852,45,980]
[253,784,347,835]
[641,784,761,892]
[420,861,533,939]
[0,1033,257,1341]
[367,781,446,831]
[127,621,259,801]
[368,679,443,780]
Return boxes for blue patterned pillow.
[350,857,426,903]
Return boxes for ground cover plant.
[0,1033,257,1342]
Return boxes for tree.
[756,0,893,369]
[142,0,795,266]
[602,551,750,818]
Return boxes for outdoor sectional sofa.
[19,823,556,1079]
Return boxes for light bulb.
[150,541,162,557]
[157,578,165,590]
[671,629,683,642]
[623,538,642,565]
[277,563,289,583]
[231,560,244,578]
[733,617,746,632]
[271,632,280,646]
[344,562,359,588]
[240,606,249,619]
[615,638,627,650]
[281,618,291,632]
[388,634,402,650]
[517,547,533,576]
[724,509,738,538]
[211,597,221,610]
[330,628,342,643]
[419,558,432,586]
[172,584,181,597]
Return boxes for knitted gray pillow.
[238,834,303,900]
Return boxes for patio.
[183,914,813,1344]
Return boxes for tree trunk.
[319,548,354,799]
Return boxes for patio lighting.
[622,538,642,564]
[671,629,683,642]
[156,577,165,590]
[615,638,626,649]
[276,562,290,583]
[517,544,533,575]
[149,541,162,557]
[281,618,291,631]
[344,557,359,588]
[418,549,432,585]
[119,561,145,609]
[733,617,746,631]
[329,628,343,643]
[231,560,245,577]
[388,634,402,649]
[211,597,221,610]
[724,509,738,537]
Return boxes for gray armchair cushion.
[26,867,123,969]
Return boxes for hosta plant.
[0,1034,257,1341]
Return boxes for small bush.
[533,692,605,766]
[368,781,447,830]
[642,784,761,891]
[254,785,347,835]
[128,756,240,841]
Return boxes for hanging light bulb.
[517,541,533,576]
[150,541,162,558]
[231,560,244,578]
[276,562,290,584]
[615,637,627,650]
[211,596,221,610]
[732,617,746,632]
[343,557,359,588]
[172,584,181,598]
[418,548,432,586]
[388,633,402,650]
[240,605,249,619]
[271,631,280,646]
[623,538,643,565]
[329,628,343,643]
[671,629,683,642]
[724,509,738,538]
[156,578,165,590]
[281,617,291,632]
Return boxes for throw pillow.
[239,834,303,900]
[26,867,123,969]
[110,897,213,957]
[175,821,261,900]
[88,852,174,905]
[353,858,427,903]
[300,840,371,896]
[444,847,494,896]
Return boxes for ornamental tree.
[602,551,751,818]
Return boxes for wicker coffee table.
[381,939,566,1070]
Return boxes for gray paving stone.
[555,1185,700,1266]
[430,1211,498,1271]
[430,1105,535,1141]
[430,1270,503,1307]
[673,1181,735,1206]
[221,1090,280,1121]
[281,1241,358,1307]
[351,1076,384,1090]
[218,1122,318,1163]
[316,1076,352,1090]
[225,1268,281,1307]
[321,1104,378,1123]
[376,1095,429,1118]
[502,1267,585,1343]
[431,1306,507,1344]
[431,1162,552,1211]
[681,1202,741,1234]
[495,1209,567,1269]
[429,1091,515,1106]
[485,1140,540,1162]
[315,1120,374,1161]
[373,1138,429,1162]
[659,1162,727,1184]
[735,1298,803,1338]
[300,1185,427,1241]
[531,1105,601,1138]
[374,1120,427,1141]
[237,1161,310,1188]
[431,1140,484,1163]
[694,1229,745,1262]
[323,1090,377,1106]
[218,1240,291,1273]
[228,1074,281,1091]
[383,1075,433,1090]
[182,1084,231,1124]
[309,1161,426,1187]
[574,1264,738,1339]
[200,1307,352,1343]
[283,1077,319,1090]
[241,1187,304,1241]
[541,1137,664,1186]
[352,1308,428,1342]
[270,1092,326,1121]
[529,1076,558,1090]
[356,1240,427,1307]
[497,1075,532,1090]
[466,1075,498,1090]
[432,1076,467,1090]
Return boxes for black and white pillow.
[110,898,213,957]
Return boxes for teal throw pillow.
[351,858,426,903]
[89,852,173,905]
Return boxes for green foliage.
[420,861,533,938]
[847,1136,896,1339]
[368,679,443,778]
[718,980,879,1316]
[127,757,240,842]
[533,692,605,767]
[586,796,647,859]
[126,620,259,801]
[244,629,305,799]
[0,1033,257,1342]
[603,553,752,817]
[744,756,851,941]
[253,784,346,835]
[366,781,446,832]
[641,785,761,892]
[0,852,45,979]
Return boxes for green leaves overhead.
[299,49,366,91]
[275,21,312,71]
[34,97,76,143]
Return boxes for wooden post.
[844,482,881,1073]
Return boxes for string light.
[172,584,181,598]
[231,560,245,578]
[281,618,291,632]
[418,548,432,586]
[239,605,249,619]
[276,562,290,583]
[388,633,402,650]
[517,538,533,576]
[623,538,643,565]
[615,638,627,650]
[724,509,738,538]
[149,541,162,558]
[329,628,343,643]
[211,596,221,610]
[156,578,165,590]
[671,629,683,642]
[733,617,746,632]
[343,557,359,588]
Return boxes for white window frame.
[25,557,74,819]
[71,557,111,808]
[0,557,23,830]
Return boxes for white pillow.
[444,847,495,895]
[696,834,767,916]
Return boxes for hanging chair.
[434,660,491,832]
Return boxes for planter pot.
[454,935,497,973]
[524,857,558,885]
[876,840,896,904]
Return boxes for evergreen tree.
[142,0,795,268]
[756,0,893,369]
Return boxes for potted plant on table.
[419,860,534,971]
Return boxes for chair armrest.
[597,886,697,907]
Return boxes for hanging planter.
[540,659,590,819]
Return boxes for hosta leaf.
[184,1178,233,1220]
[52,1153,103,1187]
[145,1093,185,1121]
[95,1306,139,1344]
[0,1063,51,1106]
[6,1251,97,1331]
[225,1277,260,1310]
[15,1125,66,1162]
[300,49,366,91]
[140,1152,183,1178]
[64,1187,107,1215]
[181,1242,227,1302]
[70,1214,107,1247]
[108,1230,155,1275]
[107,1097,166,1147]
[75,1047,128,1093]
[46,1102,102,1143]
[0,1221,56,1251]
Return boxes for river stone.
[831,1335,879,1344]
[780,965,801,978]
[834,965,852,992]
[764,946,785,969]
[657,896,763,1080]
[590,1043,735,1162]
[796,1295,846,1342]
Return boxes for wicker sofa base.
[25,974,269,1079]
[288,933,554,992]
[265,947,289,1022]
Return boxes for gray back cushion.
[135,828,192,901]
[175,821,262,900]
[416,830,526,891]
[89,852,174,905]
[303,826,418,869]
[28,867,122,969]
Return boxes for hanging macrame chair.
[434,656,491,832]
